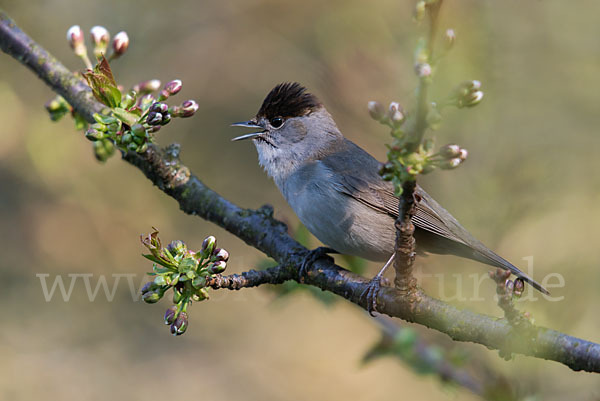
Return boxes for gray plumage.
[232,83,548,294]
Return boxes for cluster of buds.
[81,58,197,157]
[378,139,436,195]
[140,230,230,336]
[431,143,468,170]
[445,80,484,109]
[45,25,200,162]
[368,100,406,130]
[489,269,525,299]
[47,26,199,162]
[67,24,129,68]
[378,141,469,192]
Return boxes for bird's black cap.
[257,82,321,120]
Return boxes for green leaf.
[152,264,172,274]
[82,56,122,108]
[96,55,117,87]
[112,107,140,126]
[93,112,118,125]
[142,254,174,269]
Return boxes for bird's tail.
[470,247,550,295]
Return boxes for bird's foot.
[299,247,337,283]
[361,276,391,316]
[361,252,395,316]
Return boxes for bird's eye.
[270,117,284,128]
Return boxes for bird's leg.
[298,247,338,283]
[361,252,396,316]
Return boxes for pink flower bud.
[415,62,432,78]
[181,100,198,117]
[67,25,84,49]
[444,29,456,49]
[90,26,110,58]
[439,144,461,159]
[367,101,385,121]
[90,26,109,45]
[112,31,129,56]
[388,102,405,125]
[164,79,183,96]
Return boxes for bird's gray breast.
[279,161,396,261]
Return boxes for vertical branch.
[393,0,443,293]
[393,180,418,294]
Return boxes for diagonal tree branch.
[1,10,599,374]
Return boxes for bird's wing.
[320,139,549,294]
[320,139,466,244]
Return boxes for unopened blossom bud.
[85,128,104,141]
[90,26,110,58]
[160,113,172,125]
[146,111,163,125]
[112,31,129,57]
[367,101,385,121]
[164,79,182,96]
[150,102,169,114]
[140,281,156,295]
[167,240,186,255]
[468,80,481,91]
[463,91,483,108]
[142,291,161,304]
[415,62,432,78]
[164,306,178,325]
[209,260,227,274]
[439,158,462,170]
[121,133,132,144]
[157,89,170,101]
[132,135,144,146]
[212,248,229,262]
[444,29,456,50]
[131,123,146,138]
[201,236,216,257]
[180,100,198,117]
[170,311,188,336]
[439,144,461,158]
[67,25,85,54]
[134,80,161,94]
[388,102,405,126]
[458,148,468,161]
[513,278,525,298]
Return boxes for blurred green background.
[1,0,599,399]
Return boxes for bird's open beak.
[231,120,266,141]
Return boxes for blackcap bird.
[232,82,548,294]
